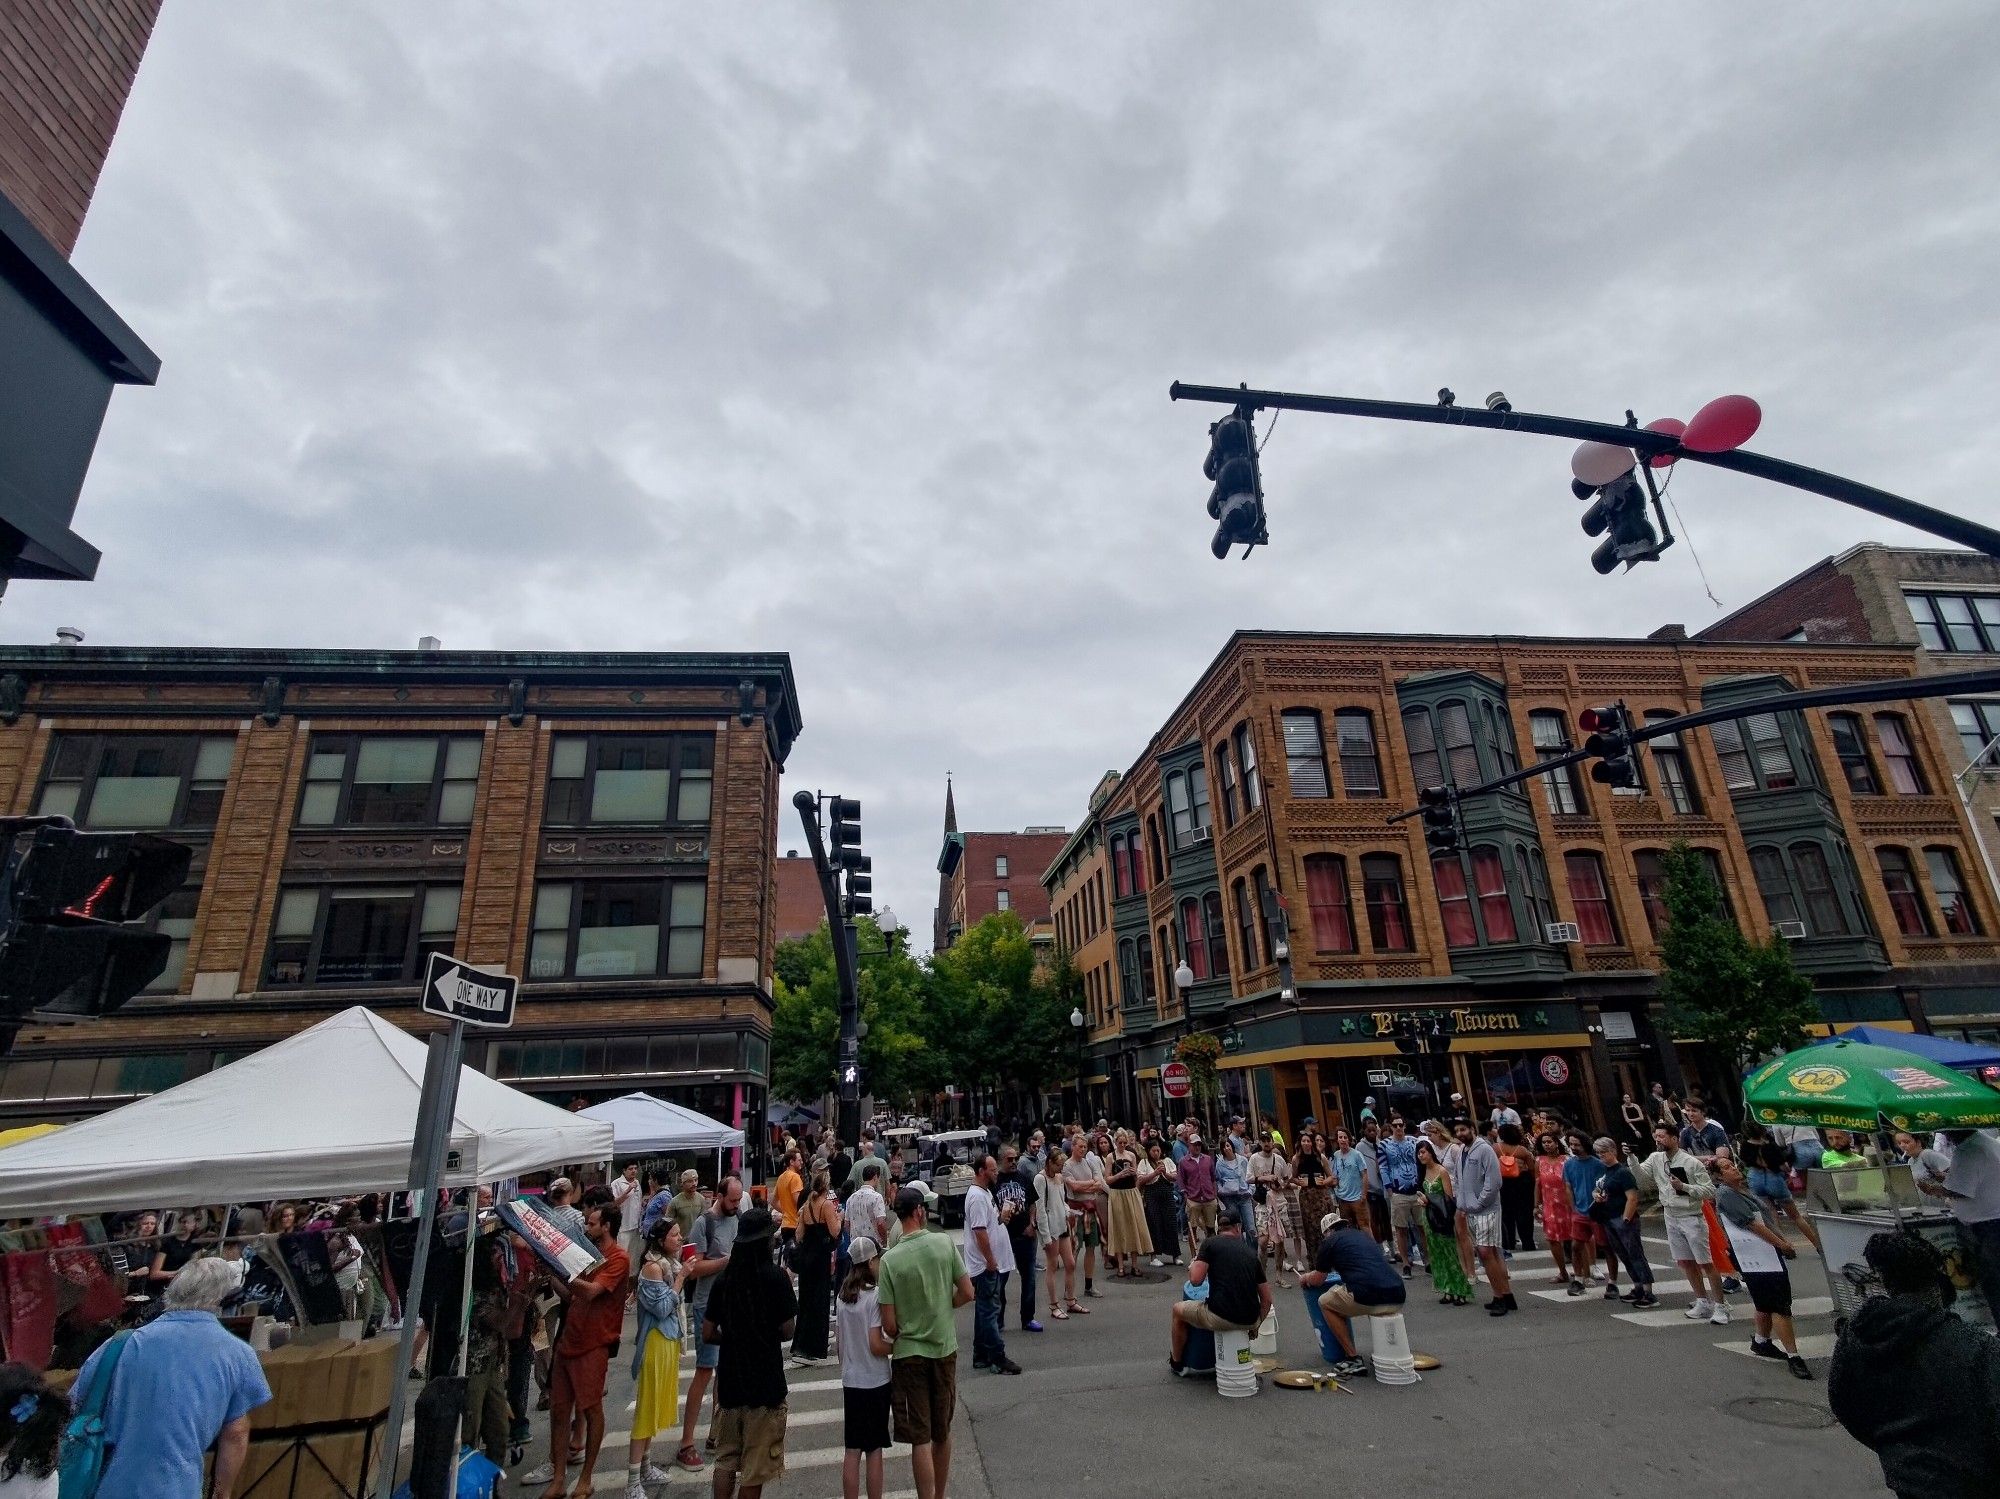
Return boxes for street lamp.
[1173,960,1195,1000]
[1069,1007,1086,1121]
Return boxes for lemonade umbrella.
[1743,1040,2000,1132]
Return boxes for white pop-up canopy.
[0,1007,613,1217]
[577,1092,744,1155]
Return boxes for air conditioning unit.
[1189,827,1213,844]
[1774,920,1808,940]
[1544,921,1581,944]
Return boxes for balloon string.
[1662,472,1723,608]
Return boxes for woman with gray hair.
[71,1252,271,1499]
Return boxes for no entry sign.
[1162,1061,1193,1099]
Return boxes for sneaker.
[1720,1275,1743,1295]
[994,1357,1023,1375]
[1710,1305,1731,1326]
[1603,1283,1621,1301]
[1400,1262,1413,1278]
[519,1461,555,1486]
[1590,1264,1608,1281]
[1619,1287,1646,1302]
[1788,1354,1813,1380]
[1167,1356,1186,1378]
[625,1481,647,1499]
[1750,1337,1784,1360]
[1025,1319,1044,1332]
[1487,1294,1516,1317]
[1632,1292,1660,1309]
[1684,1299,1715,1321]
[1566,1280,1588,1297]
[1332,1357,1369,1378]
[1150,1256,1165,1267]
[642,1463,674,1482]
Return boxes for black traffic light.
[1579,703,1641,788]
[1575,470,1667,574]
[0,823,192,1023]
[828,797,864,869]
[844,854,873,919]
[1418,786,1462,856]
[1204,408,1267,559]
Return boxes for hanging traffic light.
[1418,786,1462,856]
[1579,703,1641,788]
[844,854,873,919]
[828,797,864,869]
[0,823,192,1024]
[1203,408,1267,559]
[1575,469,1667,574]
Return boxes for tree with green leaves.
[1656,840,1820,1076]
[768,918,938,1108]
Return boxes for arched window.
[1926,847,1982,936]
[1530,710,1585,816]
[1361,855,1413,952]
[1204,891,1231,979]
[1110,834,1129,899]
[1471,845,1517,943]
[1129,826,1148,894]
[1874,715,1929,794]
[1234,723,1262,810]
[1253,866,1276,959]
[1433,855,1476,948]
[1146,815,1164,884]
[1137,934,1159,1003]
[1118,938,1139,1008]
[1188,765,1211,837]
[1877,848,1932,937]
[1749,845,1801,929]
[1303,854,1355,953]
[1164,772,1190,846]
[1564,851,1618,946]
[1216,742,1239,827]
[1634,850,1669,937]
[1233,878,1260,968]
[1644,711,1700,814]
[1282,711,1331,798]
[1179,897,1210,981]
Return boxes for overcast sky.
[12,3,1997,949]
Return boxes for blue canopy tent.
[1813,1024,2000,1073]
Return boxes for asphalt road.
[490,1220,1895,1498]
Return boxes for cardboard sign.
[496,1197,603,1282]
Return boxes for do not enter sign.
[1162,1061,1193,1099]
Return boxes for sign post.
[373,955,518,1499]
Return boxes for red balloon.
[1643,416,1686,469]
[1682,394,1761,454]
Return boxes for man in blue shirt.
[1376,1118,1424,1275]
[1562,1135,1611,1297]
[1300,1216,1406,1378]
[75,1256,271,1499]
[1331,1128,1371,1235]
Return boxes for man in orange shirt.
[532,1203,631,1499]
[774,1148,805,1267]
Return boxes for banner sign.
[496,1196,603,1282]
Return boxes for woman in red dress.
[1534,1131,1576,1287]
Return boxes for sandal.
[675,1445,703,1472]
[1052,1306,1069,1320]
[1067,1300,1090,1315]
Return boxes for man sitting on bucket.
[1299,1211,1406,1380]
[1167,1206,1271,1377]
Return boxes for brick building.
[1062,628,2000,1139]
[0,644,802,1139]
[1042,772,1121,1103]
[930,777,1068,951]
[1700,545,2000,1038]
[1,0,163,592]
[773,848,826,944]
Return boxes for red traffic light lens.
[1578,707,1615,735]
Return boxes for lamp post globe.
[1174,961,1195,993]
[1070,1007,1084,1030]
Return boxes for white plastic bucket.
[1250,1307,1278,1357]
[1215,1328,1258,1397]
[1370,1311,1419,1385]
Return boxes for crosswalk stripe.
[1609,1296,1833,1330]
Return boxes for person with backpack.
[66,1257,270,1499]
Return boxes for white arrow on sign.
[435,965,510,1018]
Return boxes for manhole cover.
[1721,1396,1837,1430]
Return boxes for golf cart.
[919,1128,988,1226]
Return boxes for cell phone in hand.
[1668,1167,1689,1186]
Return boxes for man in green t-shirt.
[878,1185,973,1499]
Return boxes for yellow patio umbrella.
[0,1122,61,1150]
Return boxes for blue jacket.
[631,1272,682,1379]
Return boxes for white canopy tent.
[0,1006,613,1217]
[576,1091,744,1156]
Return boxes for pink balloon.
[1643,416,1686,469]
[1571,440,1635,489]
[1682,394,1761,454]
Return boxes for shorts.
[1569,1219,1605,1248]
[1465,1208,1502,1250]
[1739,1267,1793,1317]
[1186,1199,1219,1233]
[714,1403,787,1486]
[1337,1197,1371,1232]
[1175,1300,1254,1334]
[550,1345,609,1411]
[1069,1204,1101,1248]
[694,1324,722,1370]
[1748,1168,1793,1204]
[1664,1214,1712,1265]
[1319,1286,1401,1321]
[891,1355,957,1447]
[1388,1192,1426,1231]
[843,1382,893,1453]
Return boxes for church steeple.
[943,773,958,835]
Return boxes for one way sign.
[421,952,519,1029]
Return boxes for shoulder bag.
[59,1328,132,1499]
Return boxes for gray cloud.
[9,0,1997,947]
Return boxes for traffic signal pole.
[1387,664,2000,820]
[793,790,864,1148]
[1169,381,2000,560]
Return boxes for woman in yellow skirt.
[1102,1128,1154,1276]
[627,1218,686,1493]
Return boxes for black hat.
[735,1206,777,1244]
